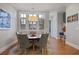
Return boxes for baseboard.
[66,41,79,50]
[0,40,17,54]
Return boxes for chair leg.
[42,48,44,54]
[45,48,48,54]
[32,45,35,54]
[17,44,20,51]
[33,45,35,51]
[24,49,27,55]
[17,49,23,55]
[42,48,48,55]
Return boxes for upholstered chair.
[35,33,49,54]
[16,34,32,54]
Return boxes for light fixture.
[33,14,37,16]
[29,14,32,16]
[28,8,38,22]
[21,19,26,24]
[28,14,38,21]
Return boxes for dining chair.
[16,34,32,54]
[35,33,49,54]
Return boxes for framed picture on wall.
[0,9,11,29]
[67,16,73,22]
[72,14,78,21]
[67,13,78,23]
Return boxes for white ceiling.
[0,3,78,12]
[10,3,70,12]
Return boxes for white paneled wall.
[0,4,17,53]
[66,4,79,49]
[49,12,58,39]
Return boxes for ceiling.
[0,3,78,12]
[10,3,71,12]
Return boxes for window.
[0,9,11,29]
[20,13,27,29]
[29,21,37,30]
[20,19,26,24]
[39,19,44,29]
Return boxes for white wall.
[49,11,64,39]
[57,12,64,38]
[66,4,79,49]
[44,12,49,33]
[49,12,58,39]
[0,4,17,53]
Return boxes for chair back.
[39,33,49,48]
[16,34,30,49]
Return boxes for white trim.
[66,41,79,50]
[0,40,17,54]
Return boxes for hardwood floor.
[1,37,79,55]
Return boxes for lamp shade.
[28,14,38,21]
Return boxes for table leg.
[32,44,35,54]
[33,45,35,51]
